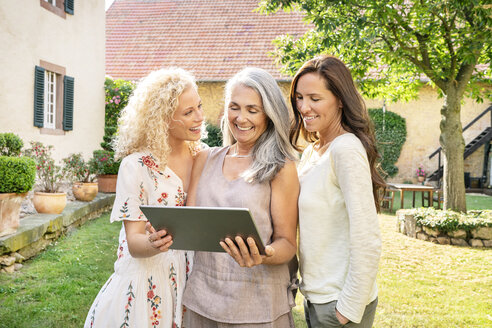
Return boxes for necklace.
[229,144,251,158]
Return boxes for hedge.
[0,133,23,157]
[368,108,407,177]
[408,207,492,232]
[0,156,36,193]
[202,123,223,147]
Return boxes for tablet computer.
[139,205,266,254]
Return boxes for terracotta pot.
[97,174,118,193]
[32,192,67,214]
[0,193,27,237]
[417,176,425,183]
[72,182,98,202]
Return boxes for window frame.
[40,0,66,19]
[38,60,66,135]
[44,70,57,129]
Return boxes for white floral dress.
[85,152,192,328]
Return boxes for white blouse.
[297,133,381,324]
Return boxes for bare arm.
[125,220,173,258]
[186,149,209,206]
[221,160,299,267]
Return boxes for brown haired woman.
[291,55,385,328]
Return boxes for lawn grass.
[0,213,120,328]
[1,201,491,327]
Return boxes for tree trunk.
[439,88,467,212]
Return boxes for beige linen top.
[182,147,295,324]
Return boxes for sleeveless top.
[182,147,295,324]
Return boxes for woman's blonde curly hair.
[113,68,198,168]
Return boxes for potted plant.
[24,142,67,214]
[0,133,36,237]
[92,150,121,193]
[416,164,426,183]
[62,153,98,201]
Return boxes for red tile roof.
[106,0,310,81]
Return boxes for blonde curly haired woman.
[85,68,204,328]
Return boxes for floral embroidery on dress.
[121,282,135,327]
[185,252,190,281]
[119,198,130,219]
[118,240,126,259]
[137,182,145,220]
[157,192,169,205]
[89,301,98,327]
[175,187,186,206]
[139,155,164,191]
[169,263,179,328]
[147,276,162,327]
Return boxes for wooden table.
[387,183,435,209]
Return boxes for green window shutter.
[65,0,74,14]
[33,66,45,127]
[63,75,74,131]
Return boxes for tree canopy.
[259,0,491,102]
[259,0,491,212]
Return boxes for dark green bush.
[369,108,407,177]
[105,77,134,128]
[102,78,134,152]
[202,123,223,147]
[92,150,121,175]
[0,133,24,157]
[100,126,117,152]
[0,156,36,193]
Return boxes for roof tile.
[106,0,310,81]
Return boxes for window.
[34,61,74,135]
[44,70,57,129]
[40,0,74,18]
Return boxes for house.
[0,0,106,161]
[106,0,309,122]
[105,0,491,186]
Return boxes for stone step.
[0,193,115,257]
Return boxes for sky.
[105,0,115,11]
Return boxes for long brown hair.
[290,55,386,211]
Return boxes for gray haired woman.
[182,67,300,327]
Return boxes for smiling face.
[294,72,342,136]
[168,86,204,143]
[227,84,268,149]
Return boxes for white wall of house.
[0,0,105,161]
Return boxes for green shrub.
[100,126,117,152]
[0,156,36,193]
[23,142,66,193]
[62,153,97,183]
[368,108,407,177]
[202,123,223,147]
[92,150,121,175]
[0,133,24,157]
[104,77,134,128]
[406,208,492,232]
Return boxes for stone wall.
[396,210,492,248]
[0,194,115,273]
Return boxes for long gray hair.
[221,67,297,183]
